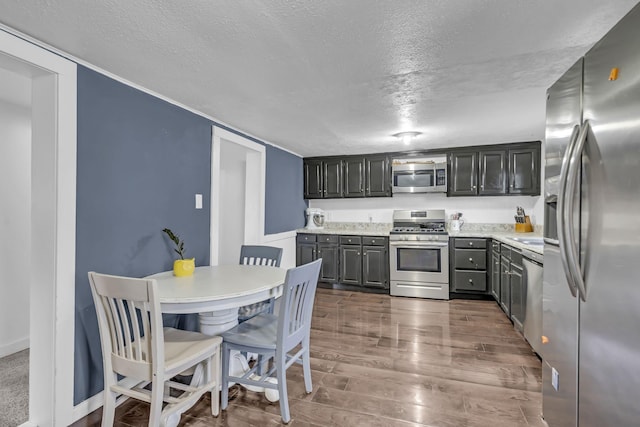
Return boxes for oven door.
[389,240,449,284]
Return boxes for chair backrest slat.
[127,300,143,361]
[239,245,283,267]
[277,259,322,351]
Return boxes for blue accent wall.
[265,145,307,234]
[74,66,305,403]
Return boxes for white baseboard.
[18,421,37,427]
[0,337,29,358]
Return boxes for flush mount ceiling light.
[393,131,422,145]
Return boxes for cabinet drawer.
[454,238,487,249]
[340,235,362,245]
[454,270,487,292]
[316,234,339,244]
[297,234,316,243]
[362,236,386,246]
[454,249,487,270]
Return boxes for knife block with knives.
[514,206,533,233]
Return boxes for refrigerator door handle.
[564,120,590,301]
[557,123,581,298]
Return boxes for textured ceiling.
[0,0,637,156]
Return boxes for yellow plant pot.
[173,258,195,277]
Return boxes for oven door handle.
[389,241,449,248]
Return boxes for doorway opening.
[0,29,77,427]
[210,126,265,265]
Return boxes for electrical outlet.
[552,367,559,391]
[195,194,203,209]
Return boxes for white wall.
[0,75,31,357]
[218,140,247,265]
[311,193,544,226]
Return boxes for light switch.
[552,367,559,391]
[195,194,203,209]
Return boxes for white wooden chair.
[88,272,222,426]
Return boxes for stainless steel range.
[389,209,449,300]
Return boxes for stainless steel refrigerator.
[543,3,640,426]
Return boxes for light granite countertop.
[448,230,544,255]
[297,222,544,256]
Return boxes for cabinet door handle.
[357,252,360,255]
[469,242,474,246]
[469,258,474,262]
[363,253,367,256]
[468,279,473,284]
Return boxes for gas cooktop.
[390,209,447,235]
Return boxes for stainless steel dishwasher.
[522,248,543,356]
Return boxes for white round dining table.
[148,264,287,335]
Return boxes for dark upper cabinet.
[343,158,366,198]
[508,147,540,195]
[365,156,391,197]
[449,151,478,196]
[448,141,540,197]
[304,155,390,199]
[479,150,507,195]
[303,159,324,199]
[324,159,343,198]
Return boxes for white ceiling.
[0,1,637,156]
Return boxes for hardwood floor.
[72,289,543,426]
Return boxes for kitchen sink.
[507,236,544,246]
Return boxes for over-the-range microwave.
[391,156,447,193]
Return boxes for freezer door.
[542,59,583,427]
[542,244,578,427]
[578,5,640,426]
[544,59,582,201]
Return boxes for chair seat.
[163,328,223,374]
[221,313,278,350]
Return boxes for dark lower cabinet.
[339,245,362,285]
[317,243,339,283]
[296,234,339,284]
[509,250,524,331]
[498,244,524,324]
[297,233,388,291]
[500,251,511,316]
[450,238,489,294]
[297,242,316,266]
[490,241,501,301]
[362,245,388,288]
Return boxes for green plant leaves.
[162,228,186,260]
